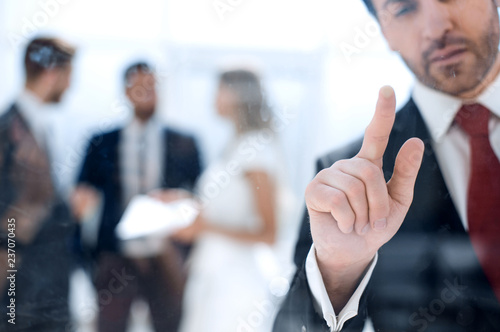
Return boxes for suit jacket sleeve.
[0,114,13,220]
[164,130,203,191]
[273,262,370,332]
[0,112,15,248]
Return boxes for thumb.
[387,138,425,208]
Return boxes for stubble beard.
[404,13,500,97]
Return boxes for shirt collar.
[476,75,500,119]
[413,72,500,143]
[124,114,161,138]
[412,81,462,143]
[15,89,48,146]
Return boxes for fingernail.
[380,86,394,98]
[374,218,387,230]
[362,224,371,234]
[346,225,354,233]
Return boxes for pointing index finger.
[357,86,396,163]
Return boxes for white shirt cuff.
[305,244,378,332]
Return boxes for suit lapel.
[0,104,56,243]
[8,104,54,189]
[110,129,123,207]
[382,99,464,233]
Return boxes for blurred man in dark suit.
[274,0,500,331]
[0,37,76,331]
[72,62,202,332]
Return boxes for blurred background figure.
[175,69,294,332]
[0,37,76,331]
[71,62,202,332]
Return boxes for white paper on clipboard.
[116,195,199,257]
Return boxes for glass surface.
[1,1,497,331]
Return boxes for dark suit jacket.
[0,104,74,331]
[274,99,500,331]
[77,125,202,255]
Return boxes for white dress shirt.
[15,89,67,195]
[119,116,164,206]
[306,246,378,331]
[306,73,500,331]
[413,79,500,230]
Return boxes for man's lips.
[429,46,468,65]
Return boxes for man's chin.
[426,69,482,96]
[136,109,156,121]
[48,93,64,104]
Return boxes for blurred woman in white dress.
[175,69,295,332]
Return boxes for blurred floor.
[69,269,154,332]
[69,268,376,332]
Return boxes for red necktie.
[455,104,500,301]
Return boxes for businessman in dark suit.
[0,37,76,331]
[274,0,500,331]
[73,62,202,332]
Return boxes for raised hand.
[306,86,424,311]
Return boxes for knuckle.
[330,190,347,207]
[347,179,365,197]
[316,168,334,182]
[361,163,380,181]
[305,181,325,204]
[304,183,316,202]
[317,168,329,177]
[338,216,355,232]
[370,134,389,143]
[334,159,349,169]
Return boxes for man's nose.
[420,0,453,41]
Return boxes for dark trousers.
[94,245,185,332]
